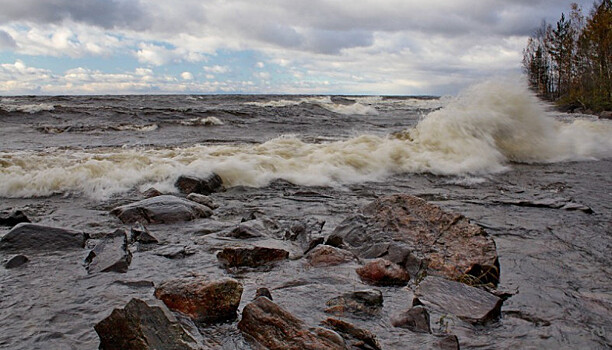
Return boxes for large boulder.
[328,194,499,285]
[111,195,213,224]
[238,296,345,350]
[85,229,132,274]
[217,246,289,268]
[94,298,201,350]
[0,223,85,252]
[154,277,243,323]
[415,276,502,324]
[175,173,223,195]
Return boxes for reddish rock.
[217,246,289,268]
[306,245,356,267]
[356,258,410,286]
[154,277,243,323]
[142,187,162,198]
[238,296,345,350]
[325,289,383,319]
[329,194,499,285]
[321,317,382,350]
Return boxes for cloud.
[180,71,193,80]
[0,30,16,49]
[203,65,230,74]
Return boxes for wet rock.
[0,210,30,227]
[175,173,223,195]
[496,197,593,213]
[153,245,196,259]
[325,289,383,319]
[113,280,155,288]
[329,194,499,285]
[130,223,158,244]
[142,187,162,198]
[330,96,356,105]
[0,223,85,252]
[238,296,345,350]
[391,305,431,333]
[4,254,29,269]
[186,193,219,209]
[415,276,502,324]
[154,277,243,323]
[255,287,273,300]
[223,222,266,239]
[356,258,410,286]
[306,245,356,267]
[599,111,612,119]
[217,246,289,268]
[321,317,382,350]
[111,195,213,224]
[85,229,132,274]
[94,298,201,350]
[434,335,460,350]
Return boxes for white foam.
[1,103,55,113]
[179,116,224,126]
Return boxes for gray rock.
[153,245,196,259]
[391,306,431,333]
[325,289,383,319]
[130,223,158,244]
[217,246,289,268]
[415,276,502,324]
[321,317,382,350]
[4,254,29,269]
[111,195,213,224]
[94,298,201,350]
[175,173,223,195]
[85,229,132,274]
[0,223,85,252]
[0,210,30,227]
[186,193,219,209]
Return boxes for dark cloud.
[0,30,16,49]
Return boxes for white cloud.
[180,71,194,80]
[203,65,230,74]
[256,61,265,68]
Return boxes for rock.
[255,287,273,300]
[175,173,223,195]
[238,296,345,350]
[0,223,85,252]
[94,298,201,350]
[154,277,243,323]
[329,194,499,285]
[85,229,132,274]
[391,305,431,333]
[111,195,213,224]
[599,111,612,119]
[356,258,410,286]
[321,317,382,350]
[415,276,502,324]
[330,96,356,105]
[325,289,383,319]
[306,245,356,267]
[0,210,30,227]
[434,335,460,350]
[153,245,196,259]
[142,187,162,198]
[217,246,289,268]
[4,254,29,269]
[186,193,219,209]
[130,223,158,244]
[223,222,266,239]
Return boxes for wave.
[178,116,224,126]
[1,103,55,114]
[246,96,378,115]
[1,79,611,199]
[36,124,159,134]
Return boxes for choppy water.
[1,80,611,349]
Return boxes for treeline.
[522,0,611,112]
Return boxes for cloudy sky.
[0,0,593,95]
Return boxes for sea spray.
[1,79,611,199]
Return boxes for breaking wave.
[246,96,378,115]
[1,102,55,114]
[1,79,611,199]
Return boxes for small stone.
[154,277,243,323]
[4,254,29,269]
[391,305,432,333]
[321,317,382,350]
[325,289,383,319]
[85,229,132,274]
[0,223,85,252]
[142,187,162,198]
[217,246,289,268]
[224,223,265,239]
[186,193,219,209]
[0,210,30,227]
[255,287,273,300]
[356,258,410,286]
[175,173,223,195]
[306,245,356,267]
[130,223,158,244]
[153,245,196,259]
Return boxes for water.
[1,80,611,349]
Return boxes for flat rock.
[186,193,219,209]
[238,296,345,350]
[175,173,223,195]
[390,305,431,333]
[0,210,30,227]
[85,229,132,274]
[329,194,499,285]
[217,246,289,268]
[111,195,213,224]
[154,277,243,323]
[130,223,158,244]
[4,254,29,269]
[325,289,383,319]
[152,245,196,259]
[94,298,201,350]
[356,258,410,286]
[415,276,502,324]
[306,245,356,267]
[321,317,382,350]
[0,223,85,252]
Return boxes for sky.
[0,0,597,95]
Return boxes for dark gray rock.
[130,223,158,244]
[223,222,266,239]
[391,305,431,333]
[94,298,201,350]
[217,246,289,268]
[175,173,223,195]
[111,195,213,224]
[186,193,219,209]
[325,289,383,319]
[85,229,132,274]
[0,210,30,227]
[4,254,29,269]
[0,223,85,252]
[321,317,382,350]
[415,276,502,324]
